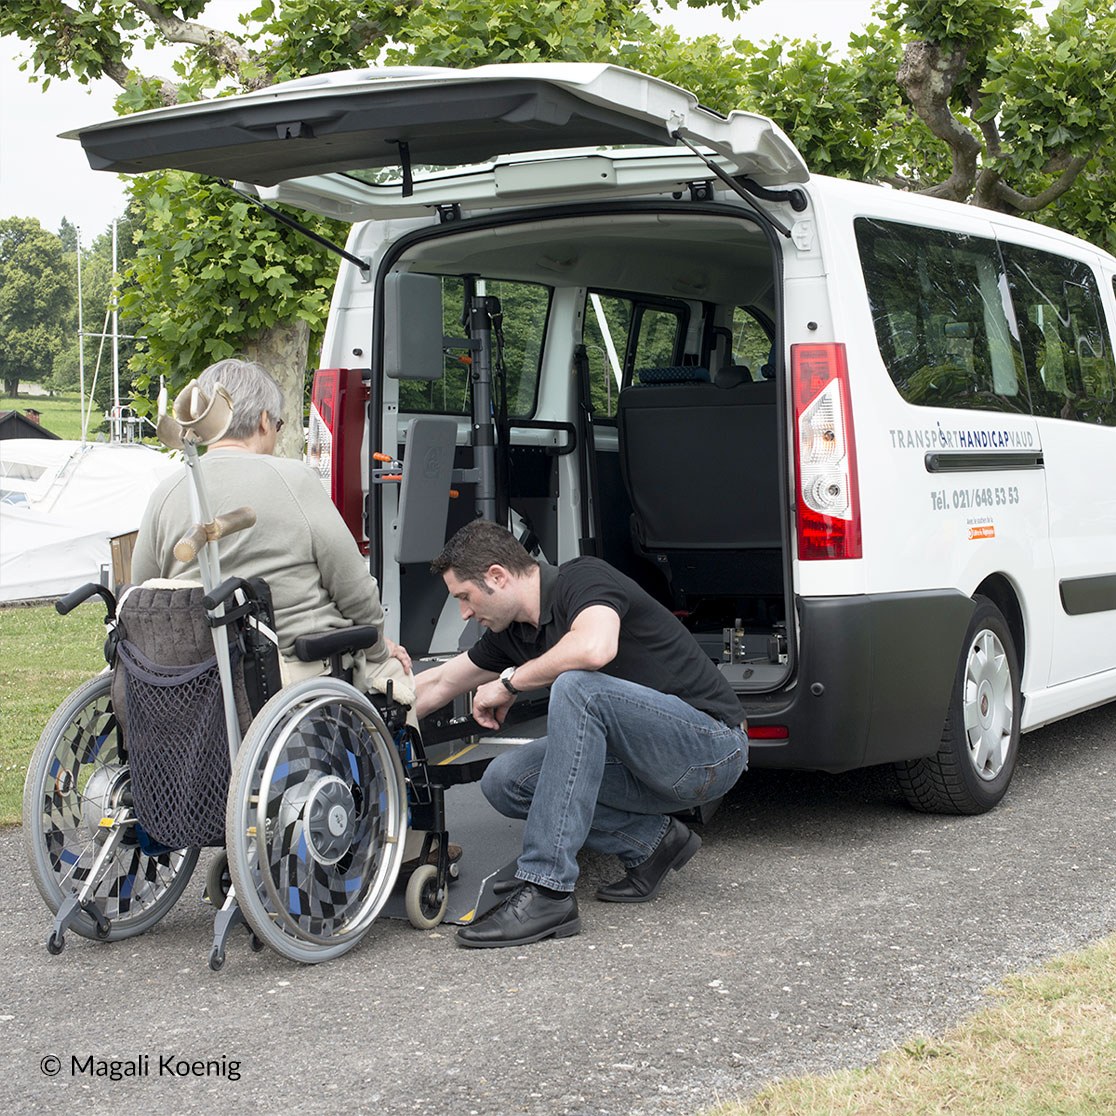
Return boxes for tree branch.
[125,0,266,89]
[993,152,1093,213]
[968,85,1002,159]
[897,40,980,201]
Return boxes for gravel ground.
[2,703,1115,1114]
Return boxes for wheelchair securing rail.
[24,379,497,970]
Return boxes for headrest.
[635,366,710,386]
[715,365,752,388]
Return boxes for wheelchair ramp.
[383,736,529,926]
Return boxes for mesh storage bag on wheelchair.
[110,585,272,850]
[115,637,234,848]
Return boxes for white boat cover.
[0,439,179,602]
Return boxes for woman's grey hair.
[197,358,284,441]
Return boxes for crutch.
[157,380,254,766]
[157,380,258,969]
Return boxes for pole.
[181,436,241,765]
[76,228,87,444]
[111,219,121,443]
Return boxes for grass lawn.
[0,602,108,824]
[717,935,1116,1115]
[1,391,101,441]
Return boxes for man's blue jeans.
[480,670,748,892]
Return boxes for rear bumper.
[745,590,975,773]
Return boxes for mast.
[111,219,121,443]
[76,228,88,444]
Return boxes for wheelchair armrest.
[294,626,380,662]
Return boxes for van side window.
[583,291,686,417]
[1001,243,1116,426]
[855,218,1029,414]
[731,307,774,379]
[397,276,549,417]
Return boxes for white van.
[73,64,1116,815]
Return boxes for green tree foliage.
[0,218,73,397]
[2,0,1114,422]
[120,171,341,408]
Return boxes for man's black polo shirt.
[467,557,745,726]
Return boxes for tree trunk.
[3,376,19,397]
[242,320,311,460]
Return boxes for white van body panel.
[67,64,1116,804]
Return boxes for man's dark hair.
[431,520,538,585]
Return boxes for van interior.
[377,206,792,694]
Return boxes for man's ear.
[486,563,510,589]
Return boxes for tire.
[405,863,448,929]
[225,678,408,964]
[23,675,198,940]
[204,851,231,907]
[895,596,1021,815]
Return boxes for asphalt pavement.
[3,703,1115,1115]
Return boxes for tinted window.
[1001,243,1116,426]
[398,276,549,417]
[731,306,775,379]
[856,218,1029,414]
[583,292,686,417]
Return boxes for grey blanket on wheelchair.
[111,586,252,849]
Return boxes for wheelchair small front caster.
[248,932,265,953]
[208,945,225,972]
[204,852,231,907]
[46,931,65,955]
[405,864,448,929]
[89,908,112,939]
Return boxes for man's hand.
[471,678,517,730]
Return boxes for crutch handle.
[173,506,257,562]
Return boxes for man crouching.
[414,521,748,949]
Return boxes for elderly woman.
[131,357,411,692]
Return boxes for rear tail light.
[309,368,369,552]
[792,343,862,560]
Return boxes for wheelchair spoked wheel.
[23,675,199,942]
[226,677,407,964]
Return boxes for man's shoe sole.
[595,830,702,903]
[455,916,582,949]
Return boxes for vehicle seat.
[616,372,780,601]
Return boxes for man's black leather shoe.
[456,882,580,948]
[596,818,702,903]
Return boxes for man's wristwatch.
[499,666,520,696]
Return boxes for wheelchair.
[24,378,477,969]
[22,575,472,968]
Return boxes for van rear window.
[398,276,549,418]
[855,218,1030,415]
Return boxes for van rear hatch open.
[66,63,808,218]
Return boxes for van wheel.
[895,596,1020,815]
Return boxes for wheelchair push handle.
[173,506,257,563]
[56,582,117,618]
[203,575,252,612]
